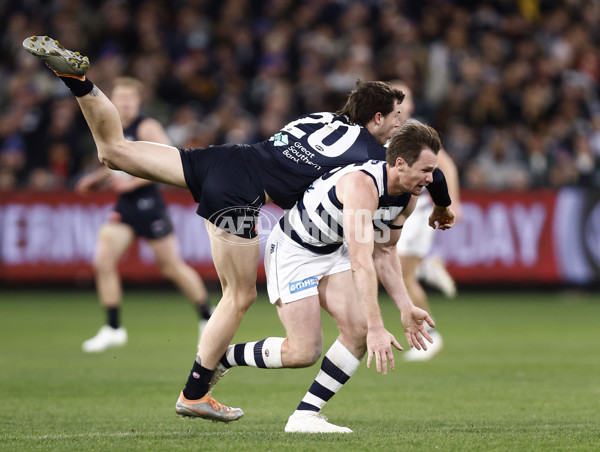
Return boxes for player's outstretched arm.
[338,172,402,375]
[373,200,435,350]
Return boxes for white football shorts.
[396,192,436,258]
[265,224,351,304]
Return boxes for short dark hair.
[386,120,442,166]
[337,80,405,126]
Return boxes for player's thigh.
[276,295,322,349]
[94,222,136,265]
[120,141,187,188]
[205,220,260,292]
[319,270,367,339]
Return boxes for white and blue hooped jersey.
[278,160,412,254]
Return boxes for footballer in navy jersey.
[180,108,451,238]
[24,38,457,421]
[74,77,211,355]
[242,112,391,209]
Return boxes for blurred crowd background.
[1,0,600,192]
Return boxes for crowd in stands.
[1,0,599,191]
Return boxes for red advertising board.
[0,189,280,284]
[2,188,600,286]
[433,189,560,284]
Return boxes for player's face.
[397,86,414,125]
[388,81,414,125]
[111,86,142,124]
[396,148,438,195]
[376,99,403,144]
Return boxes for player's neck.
[386,164,406,196]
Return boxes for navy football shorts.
[114,184,173,240]
[179,144,265,239]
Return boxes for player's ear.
[395,156,406,168]
[373,111,382,125]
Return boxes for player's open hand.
[429,205,455,230]
[109,175,135,193]
[401,307,435,351]
[366,326,403,375]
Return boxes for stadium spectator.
[3,1,600,190]
[74,76,211,353]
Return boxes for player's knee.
[222,286,257,312]
[354,323,368,343]
[339,322,367,352]
[157,260,177,280]
[290,344,322,367]
[98,143,127,170]
[93,257,116,274]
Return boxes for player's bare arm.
[337,171,402,375]
[373,206,435,351]
[75,165,112,193]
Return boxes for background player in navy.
[197,121,441,432]
[23,37,455,421]
[75,77,211,353]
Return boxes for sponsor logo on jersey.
[269,132,289,146]
[289,276,318,293]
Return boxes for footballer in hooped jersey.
[216,121,444,432]
[23,35,455,425]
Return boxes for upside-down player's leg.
[22,36,187,189]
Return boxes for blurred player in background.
[75,77,211,353]
[390,81,462,361]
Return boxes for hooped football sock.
[220,337,284,369]
[295,340,360,412]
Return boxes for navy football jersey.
[242,112,386,209]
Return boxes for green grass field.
[0,289,598,451]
